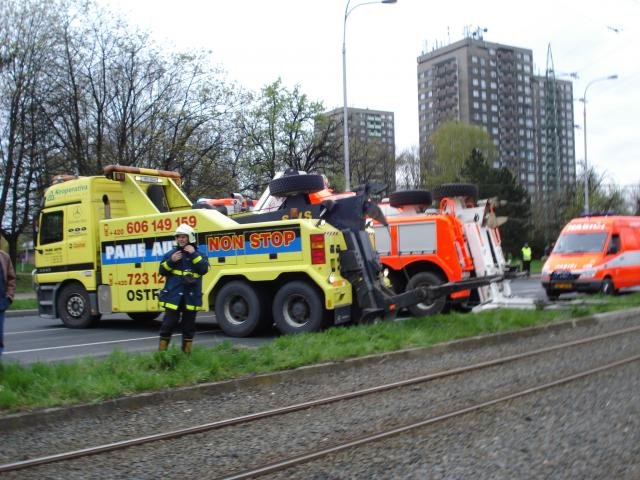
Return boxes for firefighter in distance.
[158,224,209,353]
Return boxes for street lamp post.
[581,74,617,214]
[342,0,396,192]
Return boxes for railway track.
[1,323,639,478]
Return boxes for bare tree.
[236,79,336,196]
[348,138,396,197]
[395,146,424,190]
[0,0,60,263]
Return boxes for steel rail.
[1,324,639,473]
[222,353,640,479]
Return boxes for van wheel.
[272,281,325,334]
[600,277,615,295]
[545,288,559,300]
[57,284,100,328]
[215,281,262,337]
[127,312,161,323]
[406,272,446,317]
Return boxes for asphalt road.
[3,276,547,365]
[2,311,272,365]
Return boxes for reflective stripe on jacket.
[158,246,209,310]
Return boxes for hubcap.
[227,296,248,324]
[67,295,85,318]
[284,295,309,327]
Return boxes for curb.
[5,309,38,318]
[2,306,639,431]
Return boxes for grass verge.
[1,292,639,414]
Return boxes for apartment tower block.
[417,36,575,197]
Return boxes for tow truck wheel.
[406,272,447,317]
[57,284,100,328]
[272,281,325,334]
[214,281,262,337]
[269,174,325,197]
[389,190,433,208]
[433,183,479,201]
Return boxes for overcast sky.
[102,0,639,187]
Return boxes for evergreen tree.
[460,149,531,259]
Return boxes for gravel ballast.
[1,310,639,479]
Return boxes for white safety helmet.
[174,223,196,244]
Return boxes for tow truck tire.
[433,183,479,200]
[272,281,325,334]
[406,272,447,317]
[269,174,325,197]
[215,281,262,337]
[389,190,433,208]
[57,283,100,328]
[127,312,161,323]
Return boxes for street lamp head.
[581,73,617,214]
[342,0,397,192]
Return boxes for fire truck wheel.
[269,174,325,197]
[272,281,325,334]
[127,312,161,323]
[57,283,101,328]
[453,288,480,312]
[389,190,433,208]
[406,272,447,317]
[215,281,262,337]
[433,183,479,201]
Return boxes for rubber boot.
[158,336,171,351]
[181,338,193,354]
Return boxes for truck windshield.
[553,232,608,254]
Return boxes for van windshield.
[553,232,608,254]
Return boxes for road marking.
[4,330,220,355]
[6,328,69,335]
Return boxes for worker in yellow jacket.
[521,243,532,276]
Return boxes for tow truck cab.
[34,166,355,336]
